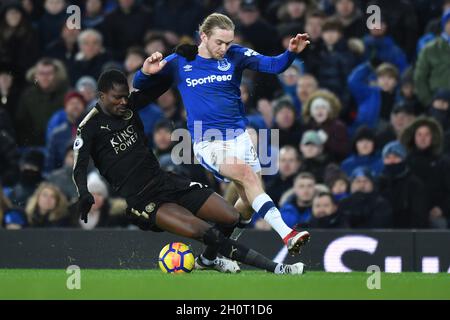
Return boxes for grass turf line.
[0,269,449,300]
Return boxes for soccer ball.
[158,242,195,273]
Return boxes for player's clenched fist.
[141,51,167,75]
[288,33,310,54]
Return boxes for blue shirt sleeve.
[132,54,177,90]
[230,45,298,74]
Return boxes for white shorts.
[193,130,261,182]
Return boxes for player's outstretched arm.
[237,33,310,74]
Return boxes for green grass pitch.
[0,269,449,300]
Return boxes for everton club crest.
[217,58,231,71]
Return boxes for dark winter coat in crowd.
[378,163,428,228]
[306,38,358,101]
[152,0,204,38]
[15,66,69,146]
[37,8,67,49]
[332,6,366,39]
[237,18,282,55]
[274,120,303,148]
[302,90,350,161]
[266,173,296,206]
[401,117,450,219]
[0,3,40,79]
[307,209,349,229]
[368,0,420,60]
[8,173,44,209]
[0,130,19,187]
[102,3,152,60]
[45,38,78,72]
[299,154,331,183]
[0,107,15,139]
[339,191,393,228]
[69,51,112,86]
[279,194,312,229]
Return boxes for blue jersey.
[133,45,297,142]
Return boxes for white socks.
[251,193,292,239]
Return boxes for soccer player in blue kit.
[133,13,311,273]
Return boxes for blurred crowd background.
[1,0,450,230]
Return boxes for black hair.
[97,69,128,93]
[154,119,174,133]
[314,191,337,205]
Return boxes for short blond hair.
[199,13,235,37]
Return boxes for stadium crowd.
[1,0,450,230]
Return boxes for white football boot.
[195,256,241,273]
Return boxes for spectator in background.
[323,163,350,202]
[152,119,174,159]
[299,130,331,182]
[38,0,67,49]
[414,10,450,107]
[331,0,366,39]
[217,0,243,21]
[376,101,417,149]
[278,65,302,113]
[363,18,409,74]
[1,185,27,229]
[102,0,152,60]
[266,146,301,206]
[45,23,80,71]
[82,0,106,30]
[301,10,326,68]
[9,150,45,209]
[401,117,450,229]
[47,144,77,202]
[156,87,184,129]
[295,73,319,115]
[237,0,281,55]
[397,67,423,115]
[76,76,97,110]
[417,0,450,55]
[302,90,350,161]
[276,0,315,27]
[143,32,170,57]
[16,58,69,146]
[339,167,393,228]
[341,126,383,177]
[0,65,20,122]
[307,18,358,102]
[368,0,419,61]
[25,182,68,227]
[308,191,347,228]
[378,141,428,228]
[152,0,204,38]
[67,172,121,229]
[0,1,40,80]
[123,46,146,76]
[70,29,112,85]
[272,96,303,148]
[428,90,450,156]
[0,129,20,187]
[46,91,86,172]
[348,62,399,135]
[279,172,316,228]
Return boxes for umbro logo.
[244,48,259,57]
[183,64,193,72]
[100,125,111,131]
